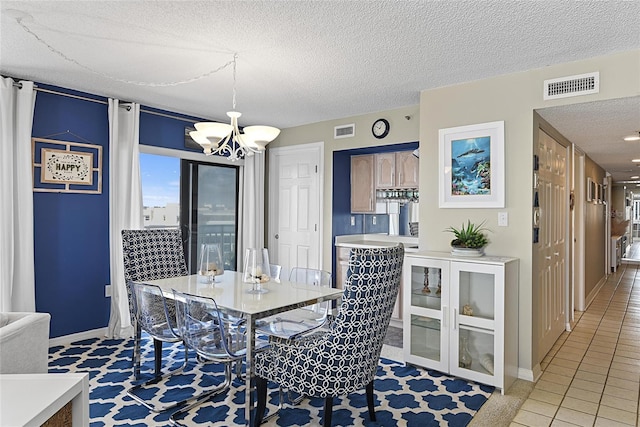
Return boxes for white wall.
[269,49,640,378]
[268,104,420,269]
[419,50,640,376]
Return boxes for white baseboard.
[584,275,608,309]
[518,365,539,383]
[388,318,403,329]
[49,328,108,347]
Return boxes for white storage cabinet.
[402,251,519,393]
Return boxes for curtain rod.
[13,81,198,122]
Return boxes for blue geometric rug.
[48,334,494,426]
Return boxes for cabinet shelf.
[411,290,442,299]
[411,317,440,331]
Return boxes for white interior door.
[537,130,568,361]
[268,143,323,279]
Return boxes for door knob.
[275,234,279,239]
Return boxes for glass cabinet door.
[450,261,499,383]
[403,258,449,372]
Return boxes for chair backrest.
[172,290,245,361]
[131,281,180,341]
[329,245,404,381]
[288,267,332,318]
[121,229,189,282]
[121,229,188,322]
[288,267,331,287]
[269,264,282,281]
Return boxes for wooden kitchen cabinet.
[395,150,419,188]
[350,154,375,213]
[335,246,351,289]
[375,153,395,188]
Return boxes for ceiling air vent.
[334,123,355,139]
[543,72,599,100]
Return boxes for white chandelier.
[189,54,280,161]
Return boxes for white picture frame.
[439,120,505,208]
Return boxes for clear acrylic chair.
[256,267,332,339]
[126,281,189,412]
[269,264,282,282]
[169,289,269,426]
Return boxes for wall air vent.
[334,123,355,139]
[543,72,599,100]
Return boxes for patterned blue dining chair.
[254,244,404,427]
[121,228,189,379]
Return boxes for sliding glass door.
[180,159,239,272]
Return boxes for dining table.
[146,270,344,426]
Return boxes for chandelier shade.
[243,126,281,150]
[189,54,280,161]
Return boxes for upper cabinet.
[375,151,419,190]
[375,153,396,188]
[352,150,419,213]
[351,154,376,213]
[395,151,419,188]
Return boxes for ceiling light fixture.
[631,176,640,179]
[624,132,640,142]
[633,159,640,163]
[189,54,280,161]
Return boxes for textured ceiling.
[1,1,639,181]
[537,97,640,184]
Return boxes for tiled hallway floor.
[511,263,640,426]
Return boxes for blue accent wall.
[31,84,204,338]
[331,142,418,280]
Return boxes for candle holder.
[243,248,271,294]
[198,243,224,284]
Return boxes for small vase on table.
[243,248,271,294]
[199,243,224,284]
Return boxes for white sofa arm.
[0,312,51,374]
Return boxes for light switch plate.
[498,212,508,227]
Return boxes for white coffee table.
[0,373,89,426]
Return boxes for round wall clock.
[372,118,390,139]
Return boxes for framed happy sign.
[32,137,103,194]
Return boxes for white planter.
[451,246,485,257]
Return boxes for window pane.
[196,164,238,271]
[140,153,180,228]
[140,153,239,273]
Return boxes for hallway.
[624,241,640,262]
[511,263,640,426]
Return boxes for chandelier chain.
[16,16,234,87]
[232,53,238,110]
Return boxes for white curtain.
[0,77,37,312]
[241,153,266,259]
[107,99,142,338]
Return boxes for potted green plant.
[445,220,490,256]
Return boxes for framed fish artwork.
[438,121,505,208]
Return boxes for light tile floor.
[511,262,640,427]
